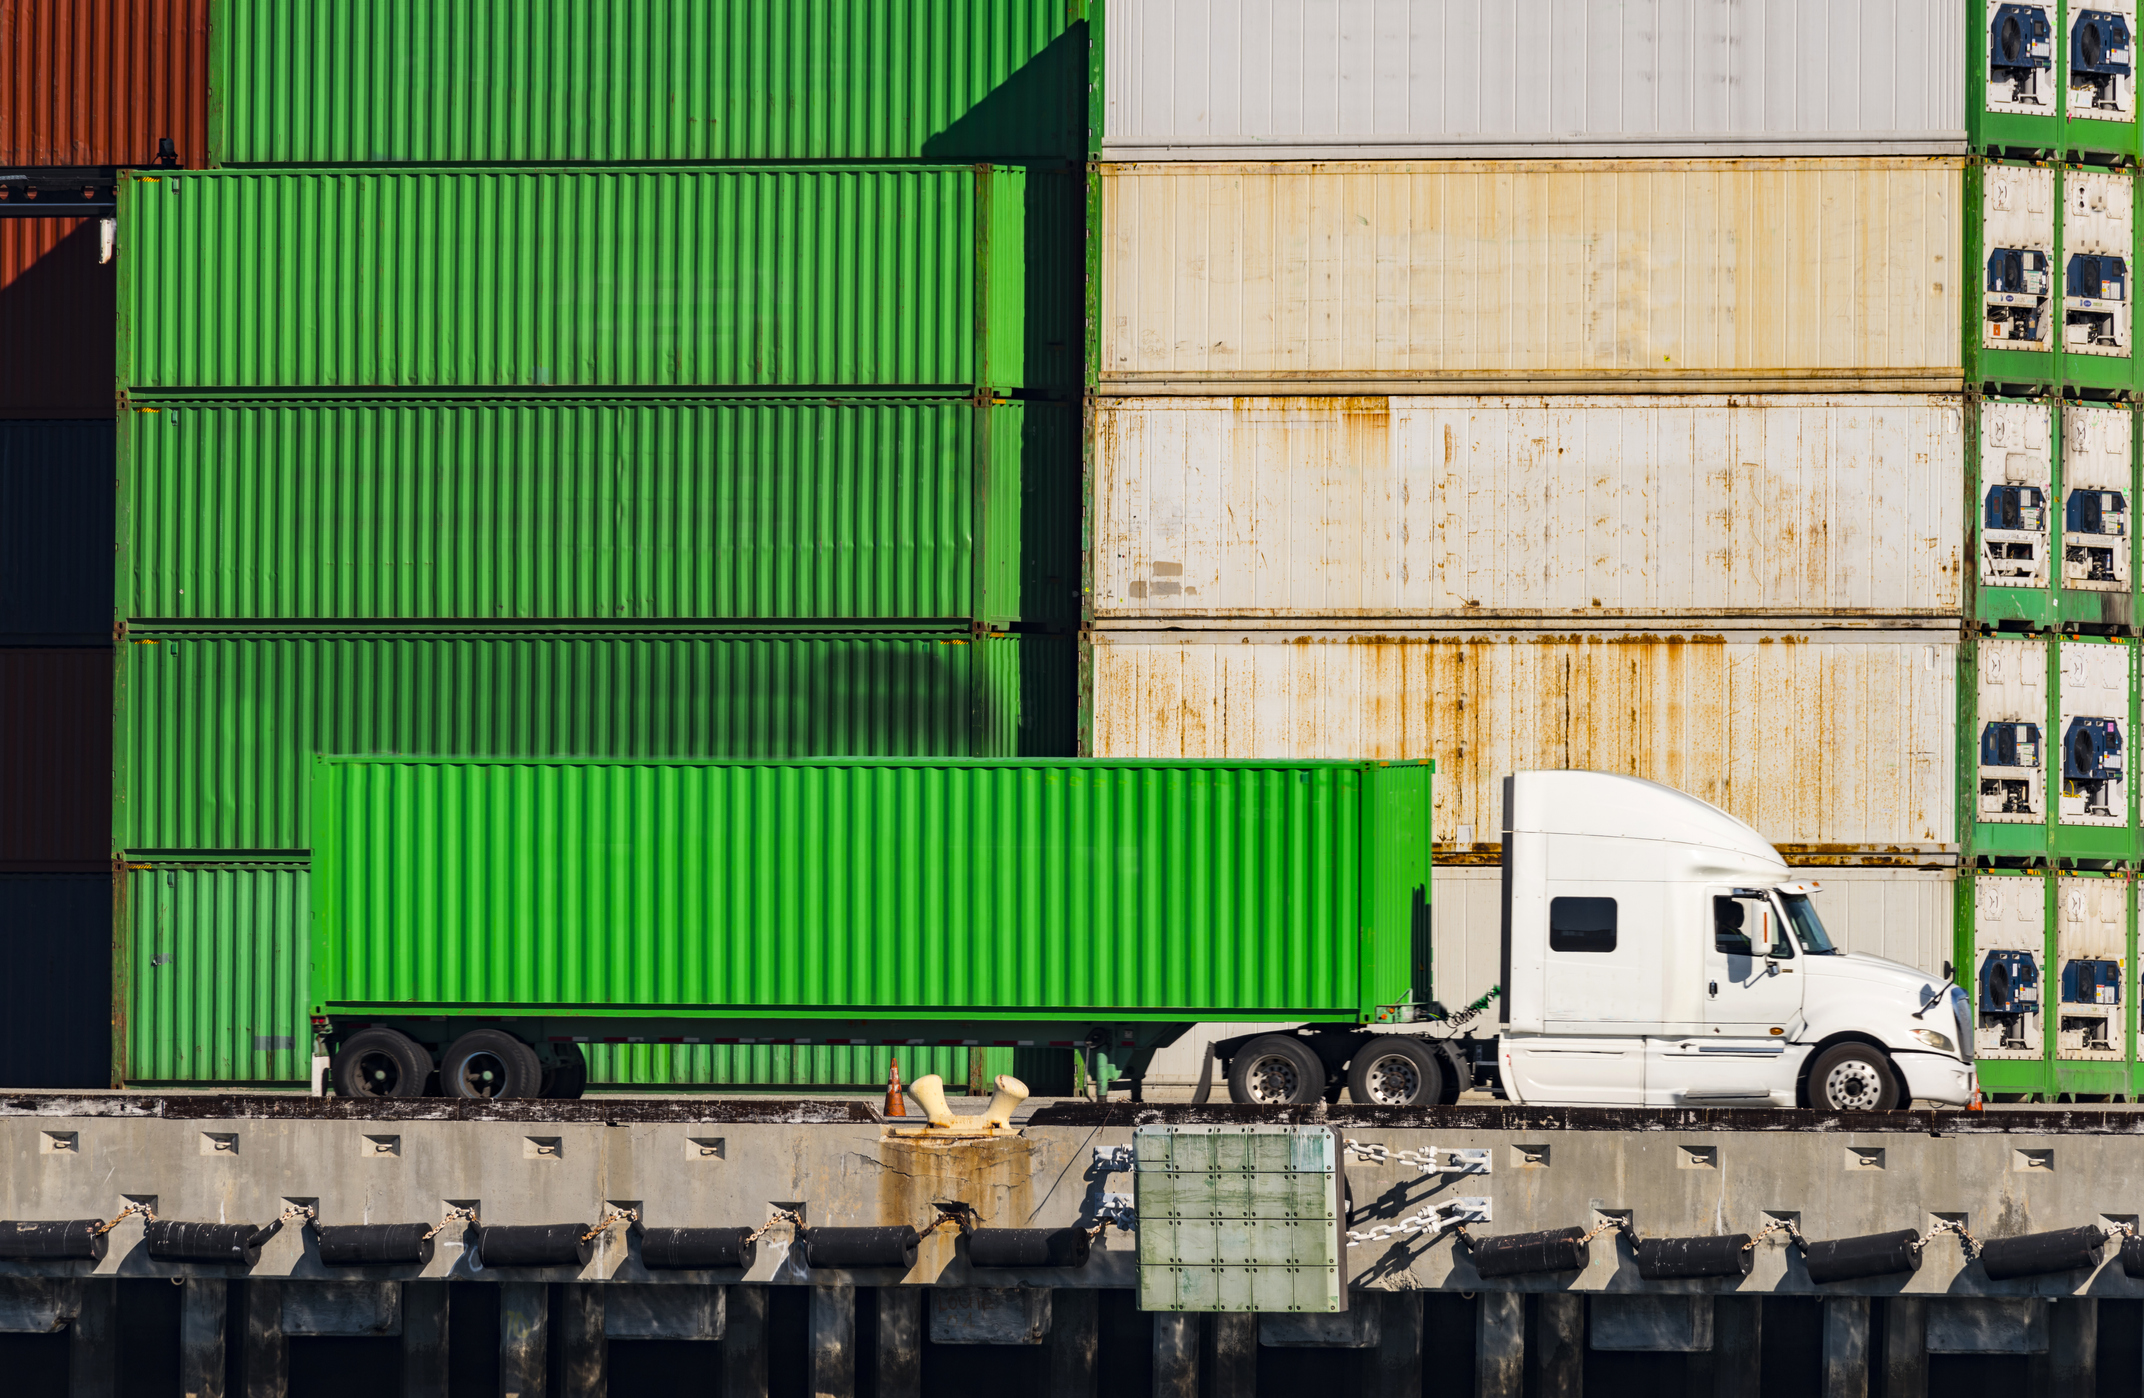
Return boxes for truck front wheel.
[1227,1035,1327,1105]
[1346,1037,1446,1107]
[1806,1043,1899,1112]
[330,1027,431,1100]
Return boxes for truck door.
[1703,890,1806,1034]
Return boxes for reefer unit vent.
[2072,8,2136,115]
[1991,3,2056,108]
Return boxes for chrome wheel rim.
[1243,1053,1301,1104]
[1823,1059,1885,1111]
[1362,1053,1422,1105]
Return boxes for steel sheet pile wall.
[1093,0,1970,1063]
[112,3,1089,1090]
[1963,0,2144,1100]
[0,0,208,1087]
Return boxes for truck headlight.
[1911,1028,1956,1054]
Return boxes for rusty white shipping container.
[1140,864,1956,1086]
[1087,631,1956,857]
[1093,394,1965,621]
[1098,160,1964,394]
[1103,0,1965,161]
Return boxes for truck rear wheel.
[441,1029,544,1100]
[331,1027,431,1099]
[1226,1035,1326,1105]
[541,1042,589,1100]
[1346,1037,1446,1107]
[1807,1043,1899,1112]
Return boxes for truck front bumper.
[1893,1049,1974,1107]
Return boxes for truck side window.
[1713,897,1753,955]
[1548,897,1617,953]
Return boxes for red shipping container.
[0,217,113,416]
[0,646,112,870]
[1,0,209,168]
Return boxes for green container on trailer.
[121,398,1077,629]
[118,165,1039,393]
[210,0,1089,166]
[118,860,1034,1088]
[116,630,1074,854]
[308,758,1433,1060]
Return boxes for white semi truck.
[1207,772,1977,1110]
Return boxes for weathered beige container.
[1098,159,1964,394]
[1093,394,1965,620]
[1087,630,1957,857]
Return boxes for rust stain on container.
[0,0,209,167]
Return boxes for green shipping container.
[119,166,1037,393]
[117,630,1074,853]
[119,862,1042,1088]
[310,758,1432,1042]
[122,398,1077,627]
[211,0,1088,165]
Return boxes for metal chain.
[1343,1140,1486,1175]
[926,1203,976,1236]
[422,1206,480,1241]
[581,1208,639,1244]
[746,1208,805,1244]
[1917,1219,1980,1256]
[277,1204,317,1229]
[92,1202,155,1236]
[1346,1198,1473,1248]
[2104,1222,2137,1243]
[1743,1219,1807,1252]
[1578,1216,1631,1245]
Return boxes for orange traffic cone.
[1967,1083,1985,1112]
[885,1056,907,1117]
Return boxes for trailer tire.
[542,1042,589,1100]
[330,1028,432,1100]
[1346,1036,1446,1107]
[1806,1042,1900,1112]
[440,1029,544,1100]
[1227,1035,1327,1105]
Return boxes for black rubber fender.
[477,1224,594,1269]
[1979,1225,2105,1281]
[965,1228,1092,1269]
[1633,1234,1753,1280]
[144,1219,280,1268]
[802,1226,920,1270]
[314,1223,435,1267]
[1465,1226,1588,1278]
[0,1220,107,1262]
[1801,1230,1922,1284]
[640,1227,757,1271]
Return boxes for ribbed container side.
[125,399,988,623]
[0,874,113,1087]
[0,0,208,166]
[1092,395,1967,619]
[310,759,1429,1019]
[1088,631,1956,858]
[0,648,113,870]
[117,631,1073,853]
[1104,0,1965,159]
[119,166,1030,393]
[1,420,115,637]
[0,218,115,418]
[1098,160,1964,393]
[585,1042,1019,1091]
[119,863,305,1082]
[211,0,1086,165]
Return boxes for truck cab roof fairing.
[1506,770,1787,874]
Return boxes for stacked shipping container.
[1964,0,2144,1100]
[0,0,210,1087]
[109,1,1089,1091]
[1091,0,1973,1086]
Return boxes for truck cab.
[1495,771,1975,1110]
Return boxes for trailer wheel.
[541,1042,589,1100]
[440,1029,544,1100]
[330,1028,431,1100]
[1226,1035,1326,1105]
[1806,1042,1899,1112]
[1346,1037,1446,1107]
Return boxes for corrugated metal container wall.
[116,632,1073,853]
[0,648,112,870]
[1092,395,1966,619]
[1088,631,1956,856]
[124,399,1053,625]
[0,0,209,166]
[1103,0,1965,159]
[1,420,114,637]
[0,218,115,417]
[311,759,1424,1020]
[119,863,304,1082]
[585,1042,1028,1093]
[211,0,1087,165]
[1098,160,1964,393]
[0,874,113,1087]
[119,166,1032,393]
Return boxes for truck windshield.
[1779,894,1837,954]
